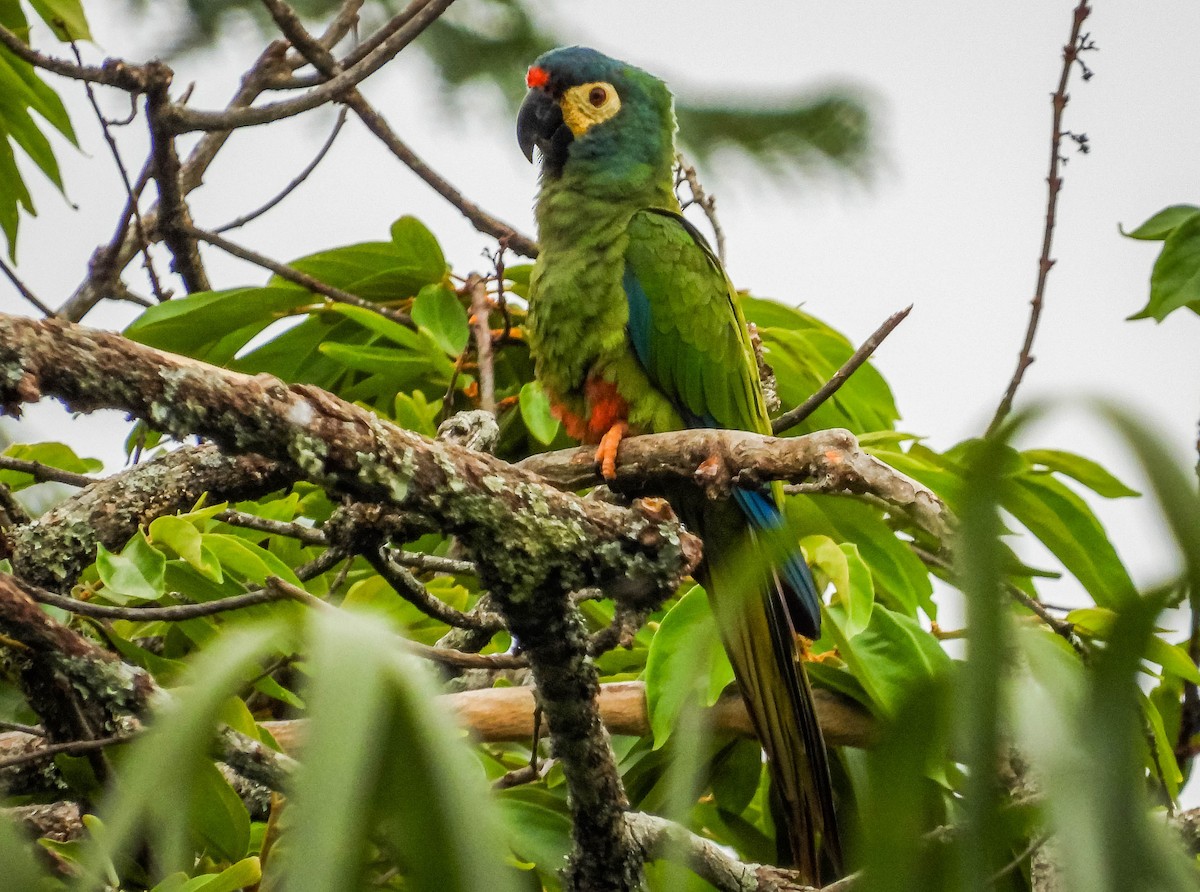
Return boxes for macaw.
[517,47,841,880]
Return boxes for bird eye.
[588,86,607,107]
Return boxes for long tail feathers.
[689,496,842,883]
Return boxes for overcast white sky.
[3,1,1199,604]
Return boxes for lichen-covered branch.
[0,573,296,792]
[0,314,699,606]
[8,443,296,590]
[624,810,821,892]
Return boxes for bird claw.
[595,422,628,480]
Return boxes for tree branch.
[519,427,950,542]
[772,305,912,434]
[252,681,874,752]
[8,443,297,590]
[260,0,538,256]
[0,313,699,608]
[183,223,413,325]
[145,62,210,294]
[987,0,1093,434]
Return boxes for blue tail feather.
[731,488,822,639]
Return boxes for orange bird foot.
[595,422,628,480]
[802,647,841,665]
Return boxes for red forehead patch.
[526,66,550,89]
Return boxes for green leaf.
[149,515,222,581]
[1005,474,1136,608]
[393,390,441,435]
[84,622,294,877]
[0,132,30,257]
[281,610,514,892]
[1141,692,1183,802]
[519,380,561,445]
[496,795,572,873]
[825,603,949,716]
[96,534,166,603]
[0,52,63,188]
[200,533,300,586]
[644,585,734,747]
[389,214,447,284]
[26,0,90,39]
[411,283,470,355]
[0,808,56,890]
[189,760,251,862]
[1068,607,1200,685]
[840,542,876,635]
[176,858,261,892]
[1022,448,1140,499]
[1121,204,1200,241]
[324,302,423,350]
[318,341,455,382]
[1130,211,1200,321]
[124,286,312,361]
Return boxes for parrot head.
[517,46,675,181]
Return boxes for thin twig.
[365,547,504,632]
[467,274,496,414]
[265,575,525,669]
[71,43,167,302]
[0,23,147,90]
[0,733,133,772]
[0,257,52,316]
[167,0,456,134]
[986,0,1094,435]
[385,548,475,576]
[218,509,327,546]
[183,224,413,326]
[214,107,349,233]
[0,456,97,488]
[0,720,43,736]
[773,305,912,434]
[674,154,726,264]
[28,585,304,622]
[259,0,538,257]
[912,544,1088,657]
[487,246,514,343]
[58,40,289,322]
[283,0,431,84]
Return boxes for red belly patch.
[549,378,629,445]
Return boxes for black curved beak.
[517,88,566,164]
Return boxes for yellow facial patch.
[560,81,621,137]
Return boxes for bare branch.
[365,547,504,632]
[0,257,52,316]
[260,0,538,256]
[0,23,147,90]
[183,223,413,325]
[268,681,874,751]
[520,426,951,542]
[0,313,701,606]
[674,155,726,264]
[71,44,168,302]
[773,305,912,434]
[213,107,349,233]
[468,274,496,413]
[987,0,1094,434]
[144,62,210,294]
[166,0,456,133]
